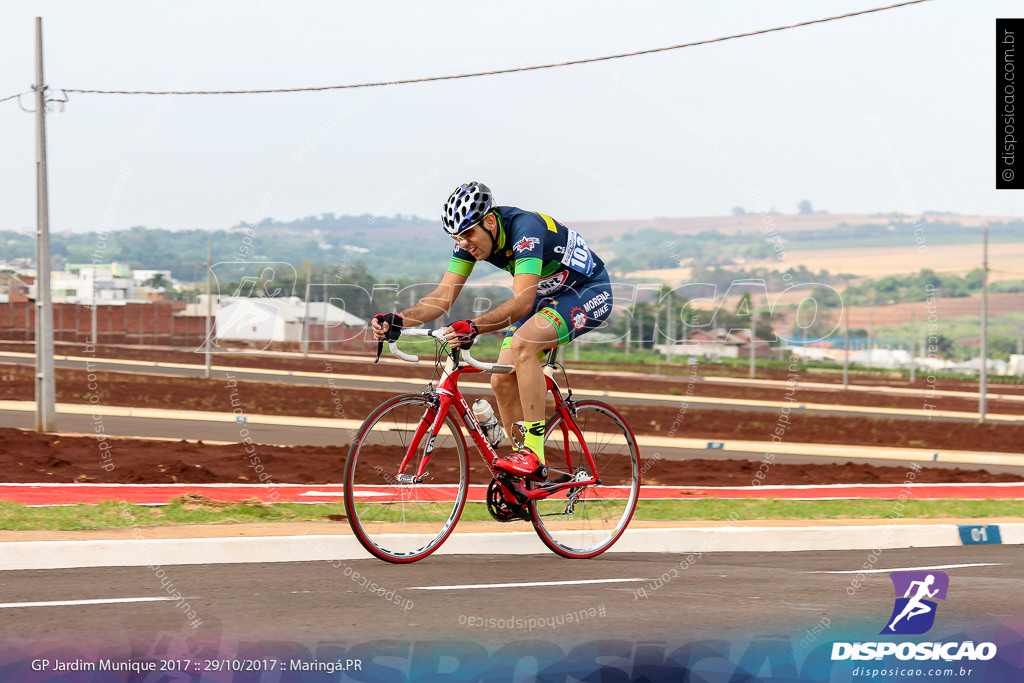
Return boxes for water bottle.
[472,399,504,447]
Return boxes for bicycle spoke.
[345,395,469,563]
[530,401,640,559]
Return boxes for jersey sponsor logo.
[570,306,587,331]
[582,291,610,312]
[538,308,564,329]
[537,270,569,296]
[513,236,540,254]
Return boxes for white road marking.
[408,578,648,591]
[815,563,1005,575]
[0,596,183,609]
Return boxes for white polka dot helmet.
[441,182,494,235]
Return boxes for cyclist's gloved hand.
[371,313,403,363]
[371,313,403,342]
[448,320,479,349]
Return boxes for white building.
[132,269,175,288]
[214,296,366,344]
[51,263,137,303]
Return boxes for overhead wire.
[0,0,933,102]
[0,90,32,105]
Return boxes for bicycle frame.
[395,349,599,503]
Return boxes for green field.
[2,498,1019,532]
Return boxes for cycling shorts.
[501,269,613,349]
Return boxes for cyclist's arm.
[470,270,540,334]
[399,269,468,326]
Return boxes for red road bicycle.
[343,328,641,563]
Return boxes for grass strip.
[1,498,1021,531]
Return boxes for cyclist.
[371,181,613,481]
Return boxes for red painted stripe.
[1,482,1022,506]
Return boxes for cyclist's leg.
[491,320,529,447]
[507,313,559,463]
[513,273,614,460]
[491,306,562,446]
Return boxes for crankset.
[486,476,532,523]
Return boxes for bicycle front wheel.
[530,400,640,559]
[344,394,469,563]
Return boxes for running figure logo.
[881,570,949,635]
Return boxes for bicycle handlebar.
[387,328,510,373]
[385,327,437,363]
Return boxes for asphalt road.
[0,546,1019,676]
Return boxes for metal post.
[748,319,755,379]
[204,234,212,378]
[842,301,850,389]
[920,325,926,378]
[34,17,56,432]
[909,303,916,384]
[302,266,311,357]
[867,311,874,371]
[979,229,988,423]
[321,273,329,352]
[638,310,643,358]
[665,295,673,365]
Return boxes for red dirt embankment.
[2,428,1019,487]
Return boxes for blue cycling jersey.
[447,206,605,296]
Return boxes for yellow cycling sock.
[523,420,546,464]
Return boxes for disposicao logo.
[881,570,949,635]
[831,570,997,663]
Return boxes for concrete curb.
[2,523,1020,571]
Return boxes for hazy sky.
[0,1,1017,233]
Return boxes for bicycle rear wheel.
[344,394,469,563]
[530,400,640,559]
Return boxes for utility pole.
[204,234,213,378]
[979,228,988,423]
[34,17,56,432]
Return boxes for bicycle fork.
[395,398,448,483]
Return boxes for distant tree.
[735,292,753,317]
[732,206,747,216]
[797,199,814,214]
[927,333,956,360]
[810,284,843,309]
[143,274,168,289]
